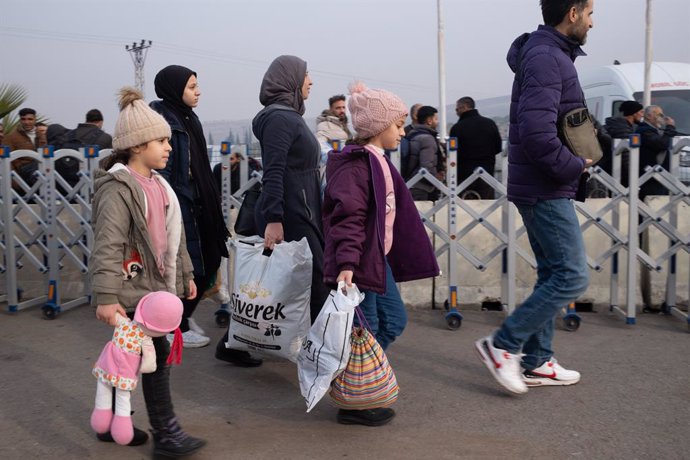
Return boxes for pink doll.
[90,291,184,445]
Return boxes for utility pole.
[126,39,153,96]
[437,0,447,141]
[643,0,653,106]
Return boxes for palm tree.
[0,83,28,134]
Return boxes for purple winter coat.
[322,145,439,294]
[507,25,588,205]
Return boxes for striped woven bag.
[329,308,399,409]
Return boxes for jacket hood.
[251,104,298,139]
[409,124,438,137]
[328,144,367,162]
[93,162,163,197]
[604,116,634,137]
[507,26,586,74]
[316,110,341,124]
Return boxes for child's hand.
[337,270,354,287]
[96,303,127,326]
[188,280,197,300]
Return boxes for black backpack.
[54,128,102,187]
[400,130,424,180]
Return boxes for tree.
[0,83,28,134]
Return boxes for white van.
[580,61,690,134]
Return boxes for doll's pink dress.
[92,316,147,391]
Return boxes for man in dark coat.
[635,104,678,199]
[449,96,503,199]
[475,0,594,395]
[604,100,644,187]
[407,106,446,201]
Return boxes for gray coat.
[89,163,193,310]
[409,124,445,193]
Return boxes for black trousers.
[179,273,214,332]
[121,312,175,430]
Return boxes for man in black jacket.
[636,105,677,200]
[604,100,643,187]
[449,97,503,199]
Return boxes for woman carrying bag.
[251,55,330,321]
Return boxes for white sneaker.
[167,329,211,348]
[187,317,206,335]
[475,335,528,395]
[523,358,581,387]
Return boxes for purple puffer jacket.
[506,25,588,205]
[322,145,439,294]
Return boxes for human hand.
[583,158,593,172]
[96,303,127,326]
[264,222,284,250]
[665,116,675,126]
[336,270,354,287]
[188,280,197,300]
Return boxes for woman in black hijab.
[151,65,260,366]
[251,55,330,322]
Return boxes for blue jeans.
[494,199,589,370]
[356,261,407,351]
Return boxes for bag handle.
[354,305,373,333]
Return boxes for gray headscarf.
[259,55,307,115]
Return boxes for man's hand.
[96,303,127,326]
[583,158,593,172]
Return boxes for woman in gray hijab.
[251,55,329,321]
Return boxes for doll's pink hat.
[133,291,183,333]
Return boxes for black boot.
[336,408,396,427]
[215,336,263,367]
[151,418,206,458]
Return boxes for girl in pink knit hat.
[322,82,439,427]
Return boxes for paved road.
[1,301,688,459]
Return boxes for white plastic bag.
[225,236,312,362]
[297,282,364,412]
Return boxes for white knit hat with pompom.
[112,87,171,150]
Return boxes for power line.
[1,27,429,91]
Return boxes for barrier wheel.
[445,313,462,330]
[42,304,58,320]
[215,309,230,328]
[562,314,580,332]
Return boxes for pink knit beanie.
[348,82,408,139]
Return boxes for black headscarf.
[259,55,307,115]
[154,65,229,276]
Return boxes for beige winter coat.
[89,163,193,310]
[315,111,351,144]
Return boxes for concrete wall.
[3,197,688,310]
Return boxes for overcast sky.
[1,0,689,132]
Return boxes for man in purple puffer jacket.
[475,0,594,395]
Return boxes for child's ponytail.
[99,149,131,171]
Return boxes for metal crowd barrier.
[2,137,688,332]
[1,145,97,318]
[385,135,689,331]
